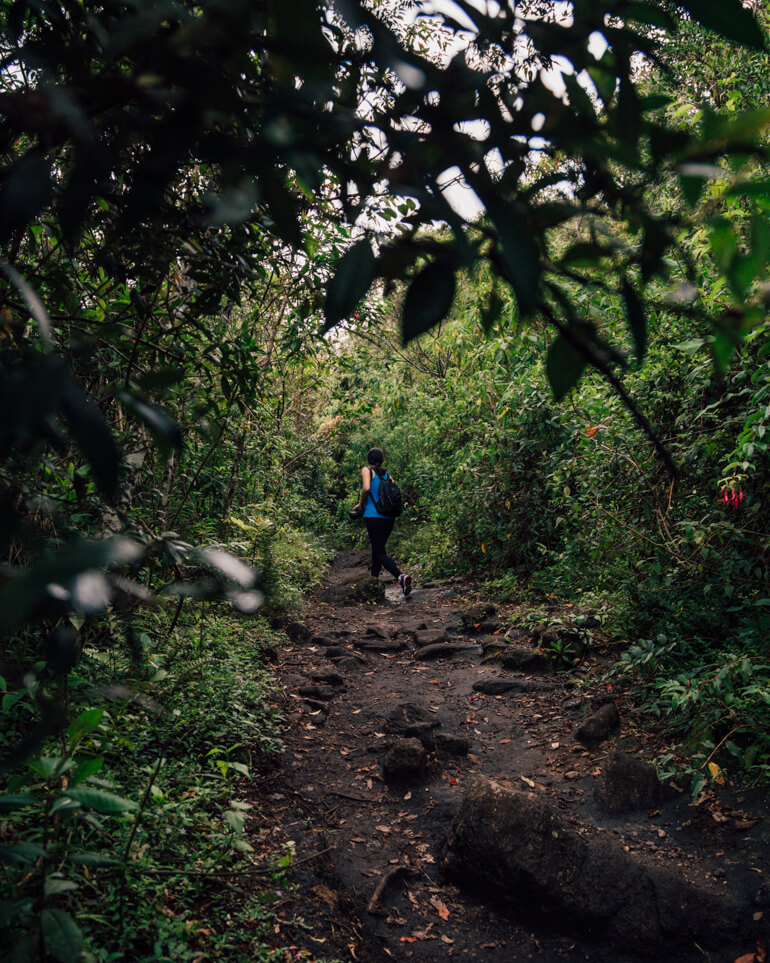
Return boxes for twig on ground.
[366,865,417,916]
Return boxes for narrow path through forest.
[255,553,770,963]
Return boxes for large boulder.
[458,601,496,629]
[385,702,441,748]
[493,644,549,673]
[308,669,345,688]
[594,751,669,814]
[355,638,406,653]
[382,738,427,783]
[286,621,312,643]
[413,628,451,647]
[414,642,481,661]
[443,778,741,950]
[575,701,620,745]
[298,684,336,701]
[472,677,563,695]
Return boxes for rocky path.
[255,552,769,963]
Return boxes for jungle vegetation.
[0,0,768,958]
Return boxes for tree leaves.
[63,787,138,813]
[0,793,37,813]
[323,241,376,333]
[0,263,54,348]
[61,382,119,498]
[681,0,766,50]
[401,260,456,345]
[489,206,540,317]
[0,898,34,928]
[0,537,143,638]
[41,909,83,963]
[0,152,53,241]
[546,335,587,401]
[621,278,647,363]
[119,392,183,460]
[0,841,47,865]
[197,548,256,589]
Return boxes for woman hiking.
[351,447,412,596]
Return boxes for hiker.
[351,447,411,596]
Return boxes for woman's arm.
[354,466,371,510]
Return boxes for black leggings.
[365,517,401,579]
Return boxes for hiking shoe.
[400,573,412,597]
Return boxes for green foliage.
[622,637,770,797]
[224,507,332,621]
[0,610,287,960]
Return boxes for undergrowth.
[0,609,296,961]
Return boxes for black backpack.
[369,467,403,517]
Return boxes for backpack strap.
[367,466,386,510]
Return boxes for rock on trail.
[444,777,741,951]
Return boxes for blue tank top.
[363,468,389,519]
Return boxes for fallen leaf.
[565,771,580,780]
[400,937,417,944]
[734,955,755,963]
[430,897,450,920]
[312,885,338,909]
[375,825,391,834]
[520,775,535,788]
[735,819,760,831]
[403,791,412,801]
[708,761,726,786]
[440,935,454,944]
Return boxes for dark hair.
[367,447,384,466]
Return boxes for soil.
[253,552,770,963]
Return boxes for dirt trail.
[256,552,770,962]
